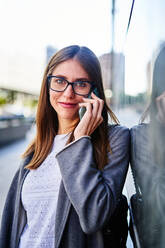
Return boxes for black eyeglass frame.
[47,75,96,97]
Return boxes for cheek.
[49,90,59,99]
[49,92,58,108]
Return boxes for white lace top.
[18,133,69,248]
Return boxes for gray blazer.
[0,125,130,248]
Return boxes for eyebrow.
[54,74,90,82]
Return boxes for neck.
[57,117,79,134]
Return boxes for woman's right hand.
[74,92,104,140]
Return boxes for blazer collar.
[55,181,71,248]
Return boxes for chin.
[59,112,79,120]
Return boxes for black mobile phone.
[79,88,100,120]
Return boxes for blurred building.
[0,50,45,95]
[0,49,46,116]
[0,45,58,116]
[99,51,125,107]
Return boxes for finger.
[82,97,102,112]
[84,98,103,124]
[84,101,99,134]
[96,99,104,119]
[96,116,103,128]
[91,91,100,100]
[90,100,103,132]
[81,98,100,119]
[82,97,95,104]
[91,98,104,126]
[79,100,102,134]
[89,116,104,135]
[91,99,99,118]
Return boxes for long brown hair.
[23,45,119,170]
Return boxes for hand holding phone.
[79,88,100,120]
[75,90,104,140]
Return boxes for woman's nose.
[63,84,75,97]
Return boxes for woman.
[0,45,130,248]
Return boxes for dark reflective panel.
[117,1,165,248]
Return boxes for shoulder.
[10,153,33,186]
[19,152,34,170]
[107,124,130,155]
[130,123,149,146]
[130,123,149,135]
[108,124,130,141]
[3,155,32,209]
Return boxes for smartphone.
[79,88,100,120]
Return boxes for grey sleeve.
[0,154,32,248]
[56,125,130,234]
[0,168,20,248]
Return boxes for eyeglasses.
[47,75,95,96]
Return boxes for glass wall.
[117,1,165,247]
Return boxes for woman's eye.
[55,78,64,84]
[76,82,88,87]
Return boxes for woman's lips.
[59,102,77,108]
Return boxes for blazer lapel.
[55,180,71,248]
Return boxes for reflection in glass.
[130,44,165,248]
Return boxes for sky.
[123,0,165,95]
[0,0,112,94]
[0,0,111,55]
[0,0,165,95]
